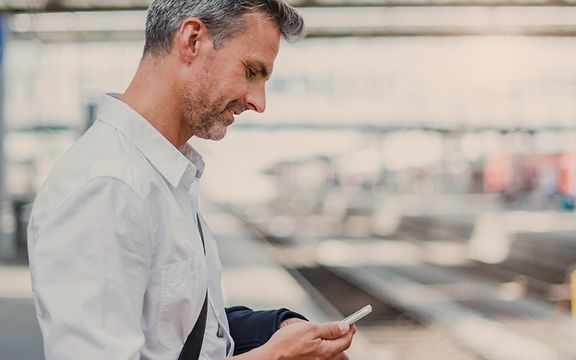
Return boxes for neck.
[120,55,192,148]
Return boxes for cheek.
[220,70,249,99]
[220,80,242,96]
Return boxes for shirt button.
[217,325,225,338]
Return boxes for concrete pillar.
[0,16,16,261]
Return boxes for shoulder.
[31,121,159,220]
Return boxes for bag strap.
[178,214,208,360]
[179,294,208,360]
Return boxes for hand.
[261,321,356,360]
[279,317,307,328]
[330,353,349,360]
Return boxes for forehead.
[221,12,281,67]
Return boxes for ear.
[175,17,210,64]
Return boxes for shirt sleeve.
[28,177,152,360]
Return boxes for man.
[27,0,356,359]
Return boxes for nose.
[244,83,266,113]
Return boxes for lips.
[225,110,235,125]
[225,105,245,125]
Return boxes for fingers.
[306,325,354,360]
[315,321,350,340]
[331,353,349,360]
[325,327,354,354]
[266,321,356,360]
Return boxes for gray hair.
[144,0,305,56]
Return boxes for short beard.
[181,81,228,141]
[197,111,227,140]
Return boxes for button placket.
[187,179,199,197]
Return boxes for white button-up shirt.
[28,94,234,359]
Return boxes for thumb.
[316,321,350,340]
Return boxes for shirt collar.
[96,93,205,190]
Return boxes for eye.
[245,67,257,79]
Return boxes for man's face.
[181,13,281,141]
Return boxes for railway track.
[293,265,484,360]
[391,215,574,303]
[229,204,576,360]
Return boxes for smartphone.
[343,304,372,325]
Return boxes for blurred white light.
[315,239,422,266]
[381,132,443,170]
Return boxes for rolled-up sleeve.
[28,177,152,360]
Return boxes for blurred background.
[1,0,576,359]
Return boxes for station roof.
[8,5,576,41]
[1,0,576,13]
[4,0,576,41]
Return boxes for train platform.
[0,200,375,360]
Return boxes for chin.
[211,133,226,141]
[205,125,227,141]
